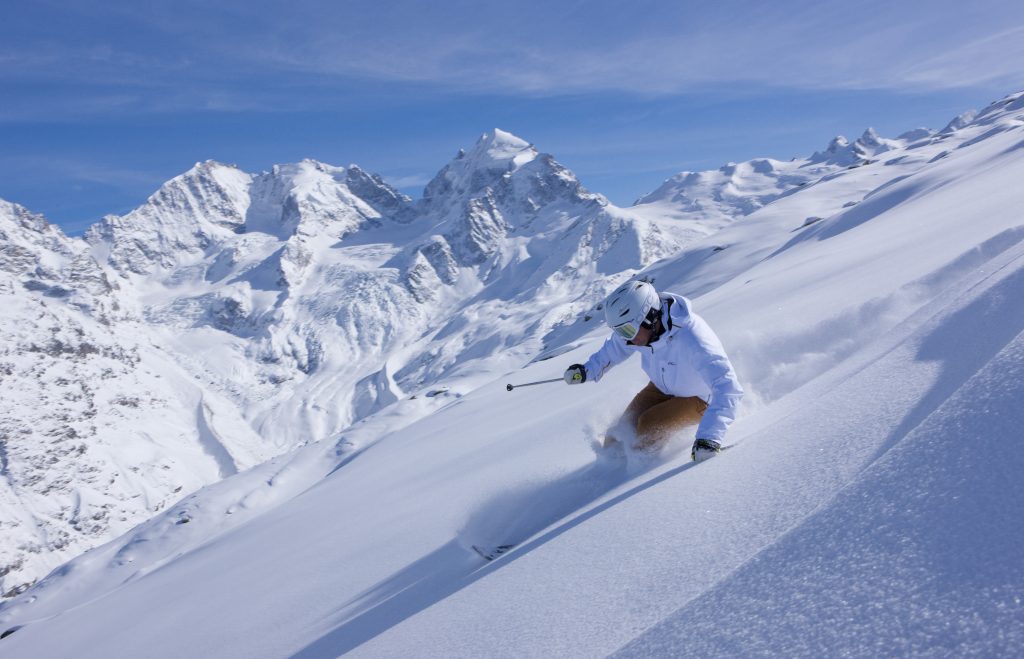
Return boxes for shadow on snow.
[289,455,700,658]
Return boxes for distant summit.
[422,129,539,209]
[634,122,943,225]
[808,127,916,166]
[464,128,535,165]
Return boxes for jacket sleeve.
[689,333,744,442]
[582,334,632,383]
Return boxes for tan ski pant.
[605,381,708,450]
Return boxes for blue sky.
[2,0,1022,234]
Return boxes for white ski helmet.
[604,280,661,340]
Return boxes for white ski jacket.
[582,293,743,441]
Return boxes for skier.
[564,280,743,462]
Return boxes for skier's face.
[631,323,653,346]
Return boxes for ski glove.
[691,438,721,462]
[564,364,587,385]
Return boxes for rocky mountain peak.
[810,127,908,166]
[809,134,868,166]
[85,157,417,277]
[422,129,539,209]
[0,200,113,314]
[467,128,536,166]
[859,127,882,147]
[85,160,253,275]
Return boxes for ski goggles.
[612,321,641,340]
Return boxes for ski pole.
[506,378,562,392]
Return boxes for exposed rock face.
[1,201,115,317]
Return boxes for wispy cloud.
[893,24,1024,89]
[2,0,1021,122]
[0,155,167,191]
[201,1,1024,95]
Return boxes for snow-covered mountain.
[0,200,275,599]
[85,130,683,442]
[631,124,937,228]
[0,130,688,597]
[2,90,1023,657]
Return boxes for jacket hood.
[662,292,693,332]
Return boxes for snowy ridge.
[632,123,939,232]
[807,126,907,166]
[85,161,253,276]
[0,200,114,317]
[1,90,1022,656]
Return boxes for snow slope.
[2,91,1023,657]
